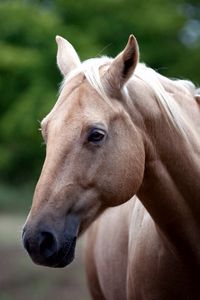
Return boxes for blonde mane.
[63,56,198,138]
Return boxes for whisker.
[40,141,46,147]
[96,43,112,57]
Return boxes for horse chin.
[53,237,77,268]
[52,213,79,268]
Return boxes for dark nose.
[23,229,58,266]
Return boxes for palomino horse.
[22,34,200,299]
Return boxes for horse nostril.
[39,231,57,259]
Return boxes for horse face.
[22,35,145,268]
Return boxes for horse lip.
[53,237,77,268]
[27,235,77,268]
[51,213,80,268]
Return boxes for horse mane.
[63,56,199,137]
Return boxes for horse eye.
[87,128,106,144]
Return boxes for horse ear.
[103,35,139,91]
[56,35,81,76]
[196,95,200,105]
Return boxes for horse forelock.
[60,56,198,139]
[61,57,112,99]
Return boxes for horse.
[22,34,200,299]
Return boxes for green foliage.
[0,0,200,210]
[0,1,62,183]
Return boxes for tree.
[0,0,199,187]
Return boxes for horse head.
[22,35,145,267]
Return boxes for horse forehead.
[60,84,108,123]
[43,77,109,129]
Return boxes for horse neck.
[126,76,200,266]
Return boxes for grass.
[0,214,90,300]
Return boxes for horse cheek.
[98,138,145,206]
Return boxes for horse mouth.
[53,237,77,268]
[23,213,80,268]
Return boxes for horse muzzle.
[22,214,80,268]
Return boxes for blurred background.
[0,0,199,299]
